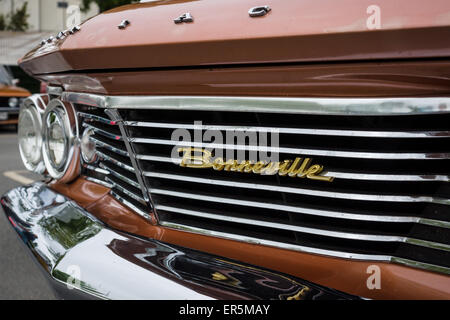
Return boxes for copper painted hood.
[20,0,450,76]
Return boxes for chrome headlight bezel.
[80,127,97,164]
[8,97,19,108]
[42,99,80,182]
[18,97,46,173]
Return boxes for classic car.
[2,0,450,300]
[0,65,30,127]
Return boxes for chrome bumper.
[1,182,358,300]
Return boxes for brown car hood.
[0,84,30,97]
[19,0,450,76]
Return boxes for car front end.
[2,0,450,300]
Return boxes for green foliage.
[81,0,139,13]
[6,2,30,32]
[0,14,6,31]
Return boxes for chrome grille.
[75,105,152,220]
[68,94,450,274]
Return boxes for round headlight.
[8,97,19,108]
[42,99,80,182]
[18,97,45,173]
[46,110,68,168]
[80,128,97,163]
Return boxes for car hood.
[19,0,450,76]
[0,84,30,97]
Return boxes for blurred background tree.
[5,2,29,32]
[81,0,139,13]
[0,14,6,30]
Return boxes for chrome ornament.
[118,19,130,29]
[39,25,80,46]
[174,13,194,24]
[249,6,271,17]
[56,31,66,40]
[69,25,81,34]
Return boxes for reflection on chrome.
[1,183,357,300]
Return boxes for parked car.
[0,65,30,127]
[2,0,449,300]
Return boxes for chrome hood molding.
[62,93,450,115]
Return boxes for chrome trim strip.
[159,221,450,275]
[145,172,450,205]
[124,121,450,139]
[83,164,110,175]
[99,163,141,189]
[419,218,450,229]
[110,190,151,220]
[82,123,122,141]
[78,112,115,126]
[47,86,63,96]
[90,136,129,157]
[149,187,450,226]
[390,257,450,275]
[132,138,450,160]
[137,154,181,163]
[157,205,450,251]
[105,177,146,204]
[96,151,135,172]
[326,171,450,182]
[84,176,113,188]
[62,93,450,116]
[137,154,450,182]
[104,109,151,205]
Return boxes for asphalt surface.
[0,126,57,300]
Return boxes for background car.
[0,65,30,128]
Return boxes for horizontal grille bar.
[137,154,450,182]
[159,221,450,275]
[96,151,135,172]
[145,171,450,205]
[90,137,128,157]
[84,176,113,188]
[105,176,146,203]
[99,163,140,189]
[148,187,450,227]
[157,204,450,251]
[131,138,450,160]
[83,123,122,141]
[78,111,116,125]
[124,121,450,139]
[110,190,151,220]
[83,164,109,175]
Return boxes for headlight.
[8,97,19,108]
[18,97,45,173]
[42,99,80,182]
[80,127,97,163]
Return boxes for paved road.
[0,126,57,299]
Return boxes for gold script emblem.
[178,147,334,182]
